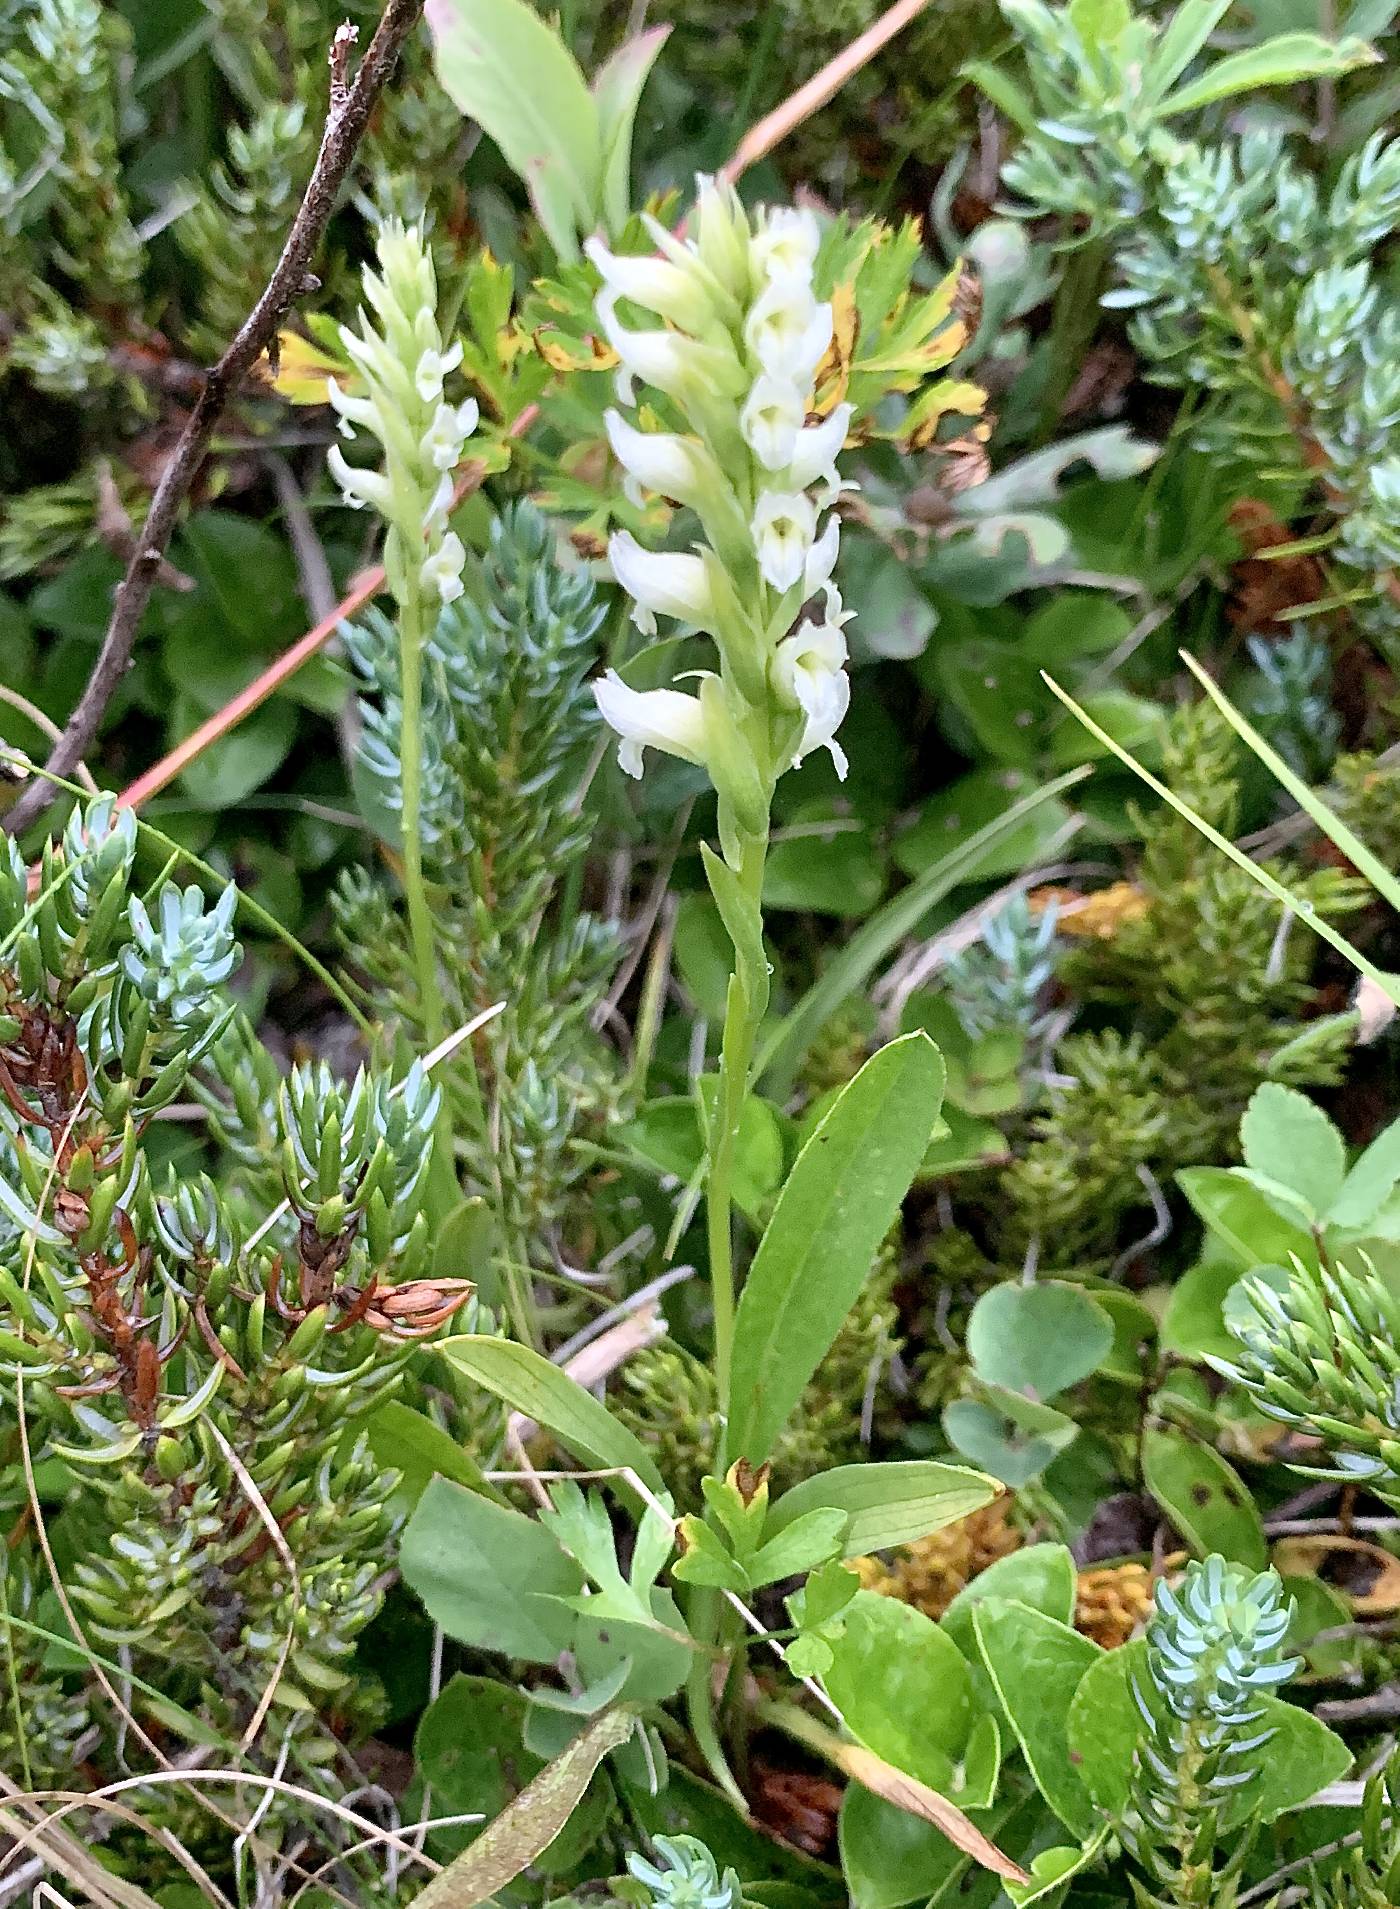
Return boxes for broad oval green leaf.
[1141,1424,1267,1569]
[439,1335,666,1502]
[966,1281,1114,1402]
[767,1461,998,1557]
[824,1590,976,1793]
[971,1598,1101,1838]
[400,1476,582,1663]
[1176,1165,1316,1270]
[727,1033,946,1465]
[1240,1082,1345,1217]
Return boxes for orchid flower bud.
[604,410,727,515]
[593,671,712,779]
[599,293,747,409]
[691,175,755,302]
[326,446,395,515]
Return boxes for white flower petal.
[604,409,720,509]
[785,403,852,491]
[802,514,841,596]
[598,292,745,407]
[741,375,805,470]
[593,671,710,779]
[608,530,718,632]
[422,531,467,604]
[327,444,393,514]
[752,490,816,592]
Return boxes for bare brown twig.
[5,0,426,838]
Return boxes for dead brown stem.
[5,0,426,837]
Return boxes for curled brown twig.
[4,0,427,838]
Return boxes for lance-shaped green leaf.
[767,1462,998,1557]
[592,25,669,234]
[440,1336,666,1502]
[1158,29,1376,114]
[426,0,601,262]
[727,1033,945,1465]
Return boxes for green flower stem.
[397,584,460,1228]
[708,825,769,1454]
[397,586,443,1050]
[687,821,769,1813]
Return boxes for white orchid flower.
[598,293,746,409]
[414,340,464,402]
[744,277,833,385]
[422,398,480,472]
[421,531,467,605]
[326,445,395,515]
[325,379,378,440]
[786,404,852,491]
[593,671,711,779]
[604,410,726,513]
[774,618,851,777]
[608,530,719,635]
[752,490,816,592]
[741,375,806,470]
[753,206,821,284]
[585,235,718,334]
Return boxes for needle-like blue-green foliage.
[335,500,622,1297]
[999,0,1400,646]
[944,893,1061,1042]
[1244,628,1339,783]
[1216,1254,1400,1507]
[628,1836,741,1909]
[0,794,475,1871]
[1123,1557,1299,1908]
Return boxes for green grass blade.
[754,766,1090,1100]
[1043,673,1400,1007]
[1180,648,1400,916]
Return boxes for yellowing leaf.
[812,281,859,414]
[899,378,988,452]
[534,327,620,372]
[265,330,347,405]
[411,1707,634,1908]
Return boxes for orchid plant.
[326,219,480,1066]
[587,179,856,1428]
